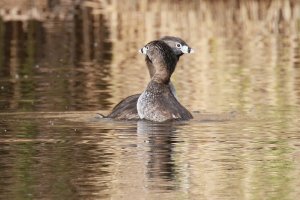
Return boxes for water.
[1,1,300,199]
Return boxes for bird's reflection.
[137,120,179,189]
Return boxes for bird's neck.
[152,64,172,84]
[145,56,156,78]
[146,55,179,79]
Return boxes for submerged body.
[137,40,193,122]
[107,36,193,120]
[107,82,177,119]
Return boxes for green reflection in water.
[252,140,293,200]
[0,18,4,75]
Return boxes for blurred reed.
[87,0,300,111]
[0,0,299,112]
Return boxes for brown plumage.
[107,36,193,120]
[137,40,193,122]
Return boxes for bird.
[107,36,193,120]
[137,40,193,122]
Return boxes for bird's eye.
[176,43,182,48]
[145,46,149,50]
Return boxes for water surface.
[1,1,300,199]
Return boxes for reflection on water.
[0,1,300,113]
[0,111,300,199]
[1,0,300,199]
[0,10,112,112]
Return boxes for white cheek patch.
[138,47,148,54]
[181,45,194,54]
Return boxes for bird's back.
[107,94,140,120]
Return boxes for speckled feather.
[138,81,193,122]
